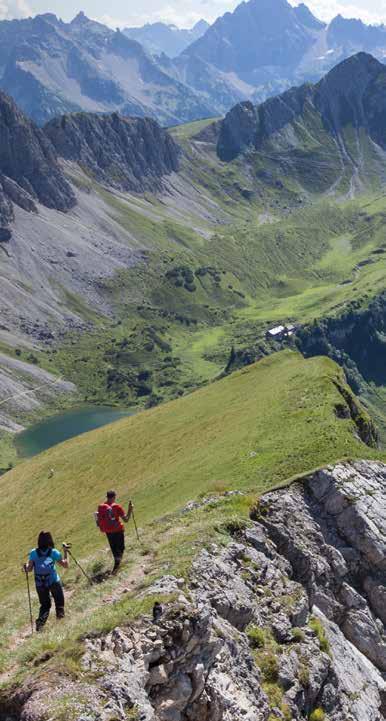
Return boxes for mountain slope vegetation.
[3,52,386,449]
[0,350,379,595]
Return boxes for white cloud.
[0,0,31,19]
[96,13,127,29]
[95,1,240,29]
[97,0,386,30]
[6,0,386,30]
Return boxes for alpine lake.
[16,405,134,458]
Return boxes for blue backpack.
[34,549,55,588]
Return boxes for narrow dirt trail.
[0,549,155,687]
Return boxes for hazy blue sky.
[1,0,386,29]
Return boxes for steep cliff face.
[45,112,180,193]
[5,461,386,721]
[0,91,75,238]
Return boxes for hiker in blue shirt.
[23,531,69,632]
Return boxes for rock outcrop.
[6,460,386,721]
[45,113,180,193]
[0,91,75,236]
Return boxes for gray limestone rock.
[45,112,180,194]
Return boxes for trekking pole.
[63,543,93,585]
[131,509,140,543]
[24,567,34,635]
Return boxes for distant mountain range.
[123,20,209,58]
[0,12,213,126]
[1,0,386,126]
[172,0,386,110]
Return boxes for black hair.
[37,531,54,551]
[107,490,116,499]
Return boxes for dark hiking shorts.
[107,531,125,560]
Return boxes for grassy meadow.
[0,350,380,595]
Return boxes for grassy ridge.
[0,351,380,595]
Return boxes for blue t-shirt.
[29,548,62,587]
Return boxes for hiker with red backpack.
[23,531,69,632]
[95,491,133,574]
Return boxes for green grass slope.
[0,350,379,595]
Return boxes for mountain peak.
[320,51,383,86]
[71,11,89,25]
[294,3,326,30]
[193,19,210,33]
[217,51,386,163]
[184,0,318,77]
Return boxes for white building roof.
[268,325,285,336]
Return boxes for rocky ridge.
[0,91,75,236]
[5,460,386,720]
[45,113,180,193]
[0,88,181,242]
[216,52,386,170]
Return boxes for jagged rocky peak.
[217,51,386,161]
[183,0,319,77]
[217,100,259,161]
[44,112,180,193]
[327,14,386,50]
[123,18,210,58]
[293,2,325,30]
[0,91,75,238]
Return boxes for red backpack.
[97,503,122,534]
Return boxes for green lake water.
[16,406,134,458]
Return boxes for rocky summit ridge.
[0,91,181,239]
[217,52,386,161]
[45,113,180,194]
[4,460,386,720]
